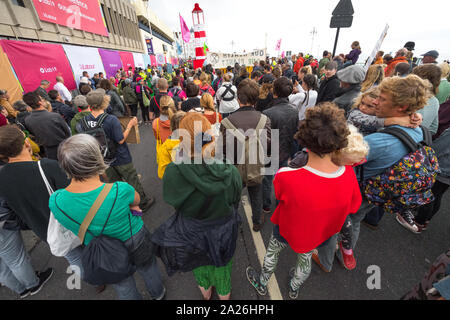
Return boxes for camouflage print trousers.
[259,234,313,291]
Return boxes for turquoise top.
[49,182,143,245]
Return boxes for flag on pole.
[176,42,183,56]
[203,42,209,55]
[281,51,285,58]
[275,39,282,51]
[180,14,191,43]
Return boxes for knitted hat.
[336,65,366,84]
[86,89,106,108]
[73,95,89,109]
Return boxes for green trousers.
[106,163,150,206]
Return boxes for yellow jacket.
[157,138,180,179]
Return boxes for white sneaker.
[396,213,420,234]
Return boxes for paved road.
[1,122,449,300]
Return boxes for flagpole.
[180,13,187,61]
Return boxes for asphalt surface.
[1,120,449,301]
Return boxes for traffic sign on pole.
[330,0,354,57]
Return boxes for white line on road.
[241,194,283,300]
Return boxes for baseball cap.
[86,89,106,108]
[422,50,439,59]
[73,95,89,109]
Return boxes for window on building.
[11,0,26,7]
[108,8,117,35]
[101,4,111,33]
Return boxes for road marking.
[241,194,283,300]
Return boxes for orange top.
[152,118,172,144]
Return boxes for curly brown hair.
[412,64,442,95]
[295,103,350,157]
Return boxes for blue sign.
[146,38,154,55]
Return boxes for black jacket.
[317,75,342,104]
[51,100,76,124]
[263,98,299,164]
[151,208,241,276]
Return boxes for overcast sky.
[149,0,450,62]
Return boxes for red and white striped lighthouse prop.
[192,3,207,70]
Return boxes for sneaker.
[311,250,331,273]
[414,220,429,232]
[19,289,31,299]
[30,268,54,296]
[288,268,299,299]
[337,242,356,271]
[396,211,420,234]
[246,266,267,296]
[140,197,155,212]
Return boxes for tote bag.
[38,161,81,257]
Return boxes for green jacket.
[163,159,242,220]
[122,86,138,105]
[70,111,91,135]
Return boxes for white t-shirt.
[289,90,318,120]
[53,82,72,102]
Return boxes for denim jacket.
[433,128,450,184]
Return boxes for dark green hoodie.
[163,160,242,220]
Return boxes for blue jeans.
[64,246,84,278]
[0,229,39,294]
[262,160,288,210]
[317,199,375,271]
[112,227,164,300]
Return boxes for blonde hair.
[332,124,369,166]
[199,72,209,86]
[352,86,380,109]
[361,65,384,92]
[378,75,432,114]
[300,66,312,75]
[159,95,176,118]
[439,62,450,79]
[170,111,186,132]
[200,93,215,111]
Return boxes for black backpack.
[220,84,236,102]
[170,87,183,106]
[77,113,117,162]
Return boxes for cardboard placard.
[118,117,140,144]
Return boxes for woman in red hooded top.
[246,102,362,299]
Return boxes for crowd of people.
[0,39,449,301]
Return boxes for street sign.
[332,0,354,16]
[330,15,353,28]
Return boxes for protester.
[34,80,51,102]
[48,134,165,300]
[198,72,215,96]
[135,77,153,125]
[70,95,91,135]
[234,68,250,88]
[422,50,439,64]
[168,77,187,110]
[99,79,126,117]
[361,64,385,92]
[122,79,138,117]
[293,53,305,74]
[374,51,384,65]
[215,74,239,118]
[314,74,432,272]
[53,76,72,103]
[181,82,201,113]
[246,103,362,299]
[436,62,450,104]
[0,90,18,120]
[317,62,342,104]
[412,64,442,135]
[289,74,318,120]
[318,51,331,73]
[152,96,176,146]
[156,111,185,179]
[23,92,71,160]
[149,78,170,121]
[413,128,450,232]
[200,93,222,125]
[385,48,409,77]
[48,90,75,125]
[342,41,362,68]
[259,65,275,85]
[333,65,366,115]
[154,113,242,300]
[220,79,271,232]
[394,63,411,77]
[78,90,155,212]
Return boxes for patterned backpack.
[362,126,440,214]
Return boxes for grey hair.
[58,134,109,181]
[13,100,28,112]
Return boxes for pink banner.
[1,40,76,92]
[150,55,157,67]
[119,52,135,71]
[31,0,108,37]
